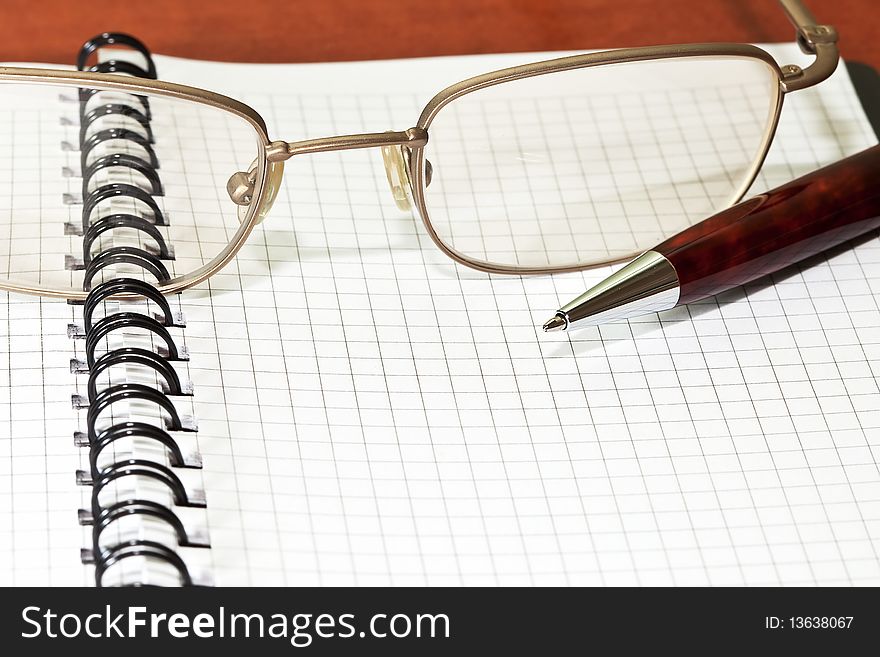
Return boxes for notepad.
[1,42,879,586]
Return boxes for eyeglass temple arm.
[777,0,839,92]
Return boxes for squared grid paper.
[0,43,877,587]
[0,295,87,585]
[156,45,880,586]
[0,87,96,584]
[423,61,775,267]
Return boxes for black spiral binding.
[66,34,209,587]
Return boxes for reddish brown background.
[0,0,876,67]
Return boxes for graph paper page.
[0,297,87,585]
[0,88,103,585]
[3,43,877,587]
[153,44,880,586]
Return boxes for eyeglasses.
[0,0,837,299]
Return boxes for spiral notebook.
[1,38,879,586]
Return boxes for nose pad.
[227,158,285,225]
[424,158,433,188]
[381,143,414,211]
[256,160,284,224]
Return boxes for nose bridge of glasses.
[231,128,429,215]
[226,129,428,223]
[278,127,428,159]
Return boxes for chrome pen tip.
[542,314,567,332]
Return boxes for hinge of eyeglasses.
[781,24,839,92]
[795,24,838,55]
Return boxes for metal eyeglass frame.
[0,0,838,300]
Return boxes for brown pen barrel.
[654,144,880,305]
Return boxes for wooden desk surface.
[0,0,876,69]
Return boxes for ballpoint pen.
[543,143,880,332]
